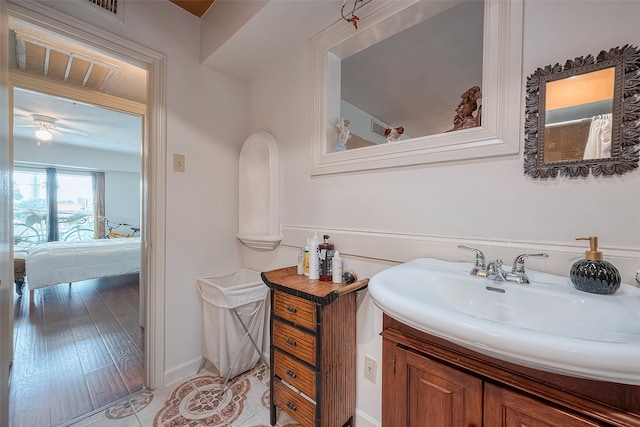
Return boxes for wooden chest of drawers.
[261,266,368,427]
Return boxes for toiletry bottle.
[332,251,343,284]
[308,233,321,280]
[570,236,621,295]
[319,235,335,281]
[303,240,310,277]
[297,247,305,275]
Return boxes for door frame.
[1,0,13,425]
[4,1,167,393]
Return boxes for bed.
[22,237,141,291]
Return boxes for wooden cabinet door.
[484,383,601,427]
[390,345,483,427]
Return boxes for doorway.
[2,5,168,426]
[11,70,145,427]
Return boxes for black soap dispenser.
[570,237,621,295]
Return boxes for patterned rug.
[153,372,268,426]
[105,391,154,420]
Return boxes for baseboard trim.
[163,356,203,387]
[355,408,380,427]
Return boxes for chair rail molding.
[281,226,640,286]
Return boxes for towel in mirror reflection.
[583,113,612,159]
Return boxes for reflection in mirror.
[544,68,614,162]
[312,0,523,175]
[335,0,484,151]
[524,45,640,178]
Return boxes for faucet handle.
[511,253,549,274]
[458,245,486,266]
[458,245,487,277]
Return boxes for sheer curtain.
[92,172,105,239]
[583,113,613,160]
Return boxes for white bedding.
[24,237,141,289]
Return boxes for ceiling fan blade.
[56,126,88,136]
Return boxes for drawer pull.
[286,401,297,411]
[286,369,297,379]
[286,306,297,313]
[286,338,297,347]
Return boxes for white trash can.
[196,269,268,378]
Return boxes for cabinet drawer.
[274,379,315,427]
[273,320,316,366]
[273,349,316,400]
[274,291,316,330]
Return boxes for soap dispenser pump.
[570,236,621,295]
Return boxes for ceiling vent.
[13,32,117,92]
[371,119,388,138]
[85,0,118,15]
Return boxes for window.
[13,168,96,251]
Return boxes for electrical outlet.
[173,153,185,172]
[364,356,377,383]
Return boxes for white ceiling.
[202,0,344,80]
[13,87,143,155]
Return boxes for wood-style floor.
[10,273,144,427]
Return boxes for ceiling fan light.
[35,128,53,142]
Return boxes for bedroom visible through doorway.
[11,68,145,427]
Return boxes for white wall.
[243,1,640,425]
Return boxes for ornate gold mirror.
[524,45,640,178]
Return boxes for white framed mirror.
[311,0,524,175]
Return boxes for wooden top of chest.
[261,266,368,305]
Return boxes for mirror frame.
[311,0,524,175]
[524,45,640,178]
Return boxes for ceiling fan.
[15,113,87,145]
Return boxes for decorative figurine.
[336,118,352,151]
[448,86,482,132]
[384,125,404,142]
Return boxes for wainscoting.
[281,226,640,285]
[10,273,144,427]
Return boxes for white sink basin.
[369,258,640,385]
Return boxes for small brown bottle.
[318,235,335,281]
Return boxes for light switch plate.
[173,153,185,172]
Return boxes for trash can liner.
[197,271,267,309]
[196,269,268,378]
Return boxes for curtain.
[583,113,613,160]
[92,172,105,239]
[46,167,59,241]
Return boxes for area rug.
[153,373,264,426]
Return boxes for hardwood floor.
[10,273,144,427]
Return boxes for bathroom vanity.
[381,314,640,426]
[261,266,368,427]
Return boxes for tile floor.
[68,363,302,427]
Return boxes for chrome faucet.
[486,258,508,281]
[459,245,549,284]
[457,245,488,277]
